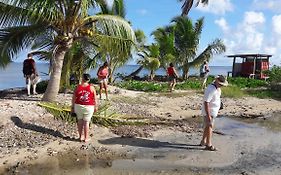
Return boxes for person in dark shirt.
[23,53,40,96]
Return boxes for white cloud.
[272,15,281,35]
[217,11,281,65]
[252,0,281,13]
[197,0,233,15]
[215,17,229,32]
[136,9,148,15]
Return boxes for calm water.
[0,62,231,90]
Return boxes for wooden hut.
[227,54,271,79]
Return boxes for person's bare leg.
[206,125,213,147]
[99,83,103,100]
[201,126,208,145]
[77,119,84,141]
[33,84,37,94]
[172,79,176,91]
[104,82,108,100]
[26,77,31,96]
[83,121,90,142]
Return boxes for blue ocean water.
[0,62,232,90]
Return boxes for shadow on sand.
[99,137,204,150]
[10,116,78,142]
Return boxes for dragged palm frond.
[38,102,149,127]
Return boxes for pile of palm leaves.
[38,102,149,127]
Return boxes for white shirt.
[201,84,221,117]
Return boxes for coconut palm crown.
[0,0,136,101]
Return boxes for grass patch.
[245,89,281,99]
[111,95,152,105]
[221,85,245,98]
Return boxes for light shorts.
[74,104,95,122]
[99,78,108,84]
[202,115,215,128]
[26,74,41,85]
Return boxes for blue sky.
[119,0,281,66]
[16,0,281,66]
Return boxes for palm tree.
[178,0,209,16]
[139,44,160,80]
[152,27,176,69]
[172,16,225,79]
[0,0,135,102]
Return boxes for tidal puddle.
[10,113,281,175]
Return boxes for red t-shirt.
[167,67,175,76]
[75,85,95,105]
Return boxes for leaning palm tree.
[172,16,225,79]
[0,0,135,102]
[178,0,209,16]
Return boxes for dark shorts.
[168,75,176,81]
[200,72,208,79]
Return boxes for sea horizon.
[0,62,232,90]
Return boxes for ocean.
[0,62,232,90]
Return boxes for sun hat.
[216,75,228,86]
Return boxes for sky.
[16,0,281,66]
[111,0,281,66]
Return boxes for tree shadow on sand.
[11,116,78,142]
[99,137,205,150]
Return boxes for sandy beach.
[0,86,281,174]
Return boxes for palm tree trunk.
[150,70,154,80]
[42,48,68,102]
[182,66,189,80]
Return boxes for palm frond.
[38,102,149,127]
[188,39,226,67]
[0,24,49,61]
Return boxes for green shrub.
[227,77,268,88]
[117,80,168,92]
[176,80,202,89]
[36,80,48,93]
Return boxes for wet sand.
[0,86,281,174]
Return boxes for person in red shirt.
[23,53,40,96]
[71,74,98,142]
[97,62,109,100]
[167,63,179,92]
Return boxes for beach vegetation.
[150,16,226,80]
[0,0,135,102]
[38,102,149,127]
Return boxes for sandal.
[205,145,217,151]
[199,140,206,146]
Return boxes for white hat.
[216,75,228,86]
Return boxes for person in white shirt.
[200,61,210,89]
[200,75,228,151]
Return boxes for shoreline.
[1,86,281,174]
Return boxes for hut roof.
[227,54,272,58]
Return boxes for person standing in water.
[97,62,109,100]
[200,75,228,151]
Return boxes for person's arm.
[173,67,179,78]
[91,85,98,112]
[32,60,38,76]
[204,101,212,126]
[71,87,77,113]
